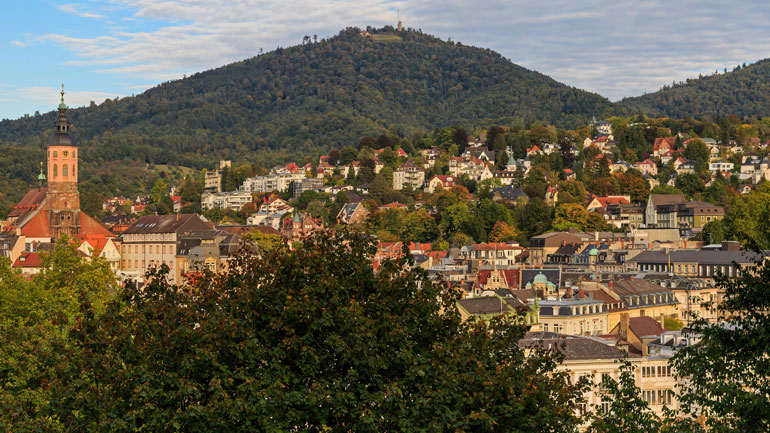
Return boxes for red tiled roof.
[13,251,42,268]
[20,207,50,238]
[474,269,520,290]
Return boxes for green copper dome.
[588,248,599,256]
[533,273,548,283]
[37,162,46,181]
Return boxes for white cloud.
[13,86,118,109]
[31,0,770,100]
[57,3,105,19]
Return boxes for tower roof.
[49,85,77,147]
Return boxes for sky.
[2,0,770,120]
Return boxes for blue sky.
[2,0,770,120]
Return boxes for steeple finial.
[37,161,46,189]
[58,84,68,110]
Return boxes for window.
[62,164,68,177]
[63,151,68,157]
[53,151,58,157]
[53,164,57,177]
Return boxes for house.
[635,159,657,176]
[393,161,425,190]
[563,168,576,180]
[425,175,457,193]
[708,160,734,173]
[545,185,559,206]
[675,160,696,175]
[201,191,253,211]
[528,232,582,266]
[595,120,612,135]
[120,214,211,284]
[260,196,293,214]
[526,145,543,157]
[456,295,538,327]
[337,202,369,225]
[283,213,324,241]
[461,146,495,162]
[675,201,725,229]
[77,236,121,271]
[537,297,609,336]
[585,195,631,212]
[175,229,244,283]
[491,185,528,203]
[653,137,676,158]
[645,194,685,227]
[12,251,43,276]
[605,203,645,229]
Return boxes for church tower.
[46,85,81,239]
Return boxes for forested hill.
[0,27,612,168]
[619,59,770,119]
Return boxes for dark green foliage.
[10,230,586,432]
[587,362,663,433]
[621,59,770,119]
[672,252,770,432]
[0,27,611,173]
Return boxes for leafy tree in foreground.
[588,361,662,433]
[44,230,586,432]
[672,252,770,433]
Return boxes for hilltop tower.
[397,11,403,31]
[46,85,81,238]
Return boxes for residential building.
[393,161,425,190]
[337,202,369,225]
[120,214,210,284]
[491,185,528,203]
[528,232,582,266]
[645,194,685,226]
[174,229,243,283]
[629,244,763,281]
[425,175,457,193]
[675,201,724,229]
[201,191,253,211]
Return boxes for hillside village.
[2,97,769,426]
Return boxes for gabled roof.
[629,316,666,338]
[9,188,47,218]
[13,251,42,268]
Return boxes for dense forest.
[0,27,613,166]
[620,59,770,119]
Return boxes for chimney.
[608,280,613,288]
[659,314,666,330]
[642,340,649,357]
[619,313,630,341]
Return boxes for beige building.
[528,232,582,266]
[120,214,210,284]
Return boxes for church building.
[2,87,113,249]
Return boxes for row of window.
[642,389,674,405]
[122,244,175,255]
[51,164,75,178]
[124,233,174,241]
[641,365,672,378]
[122,259,173,270]
[48,150,75,158]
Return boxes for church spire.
[55,84,71,135]
[37,161,46,190]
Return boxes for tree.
[701,219,726,244]
[553,203,589,230]
[488,221,517,242]
[26,231,586,431]
[400,209,439,242]
[0,237,118,430]
[672,251,770,432]
[439,203,472,237]
[675,173,705,199]
[587,361,663,433]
